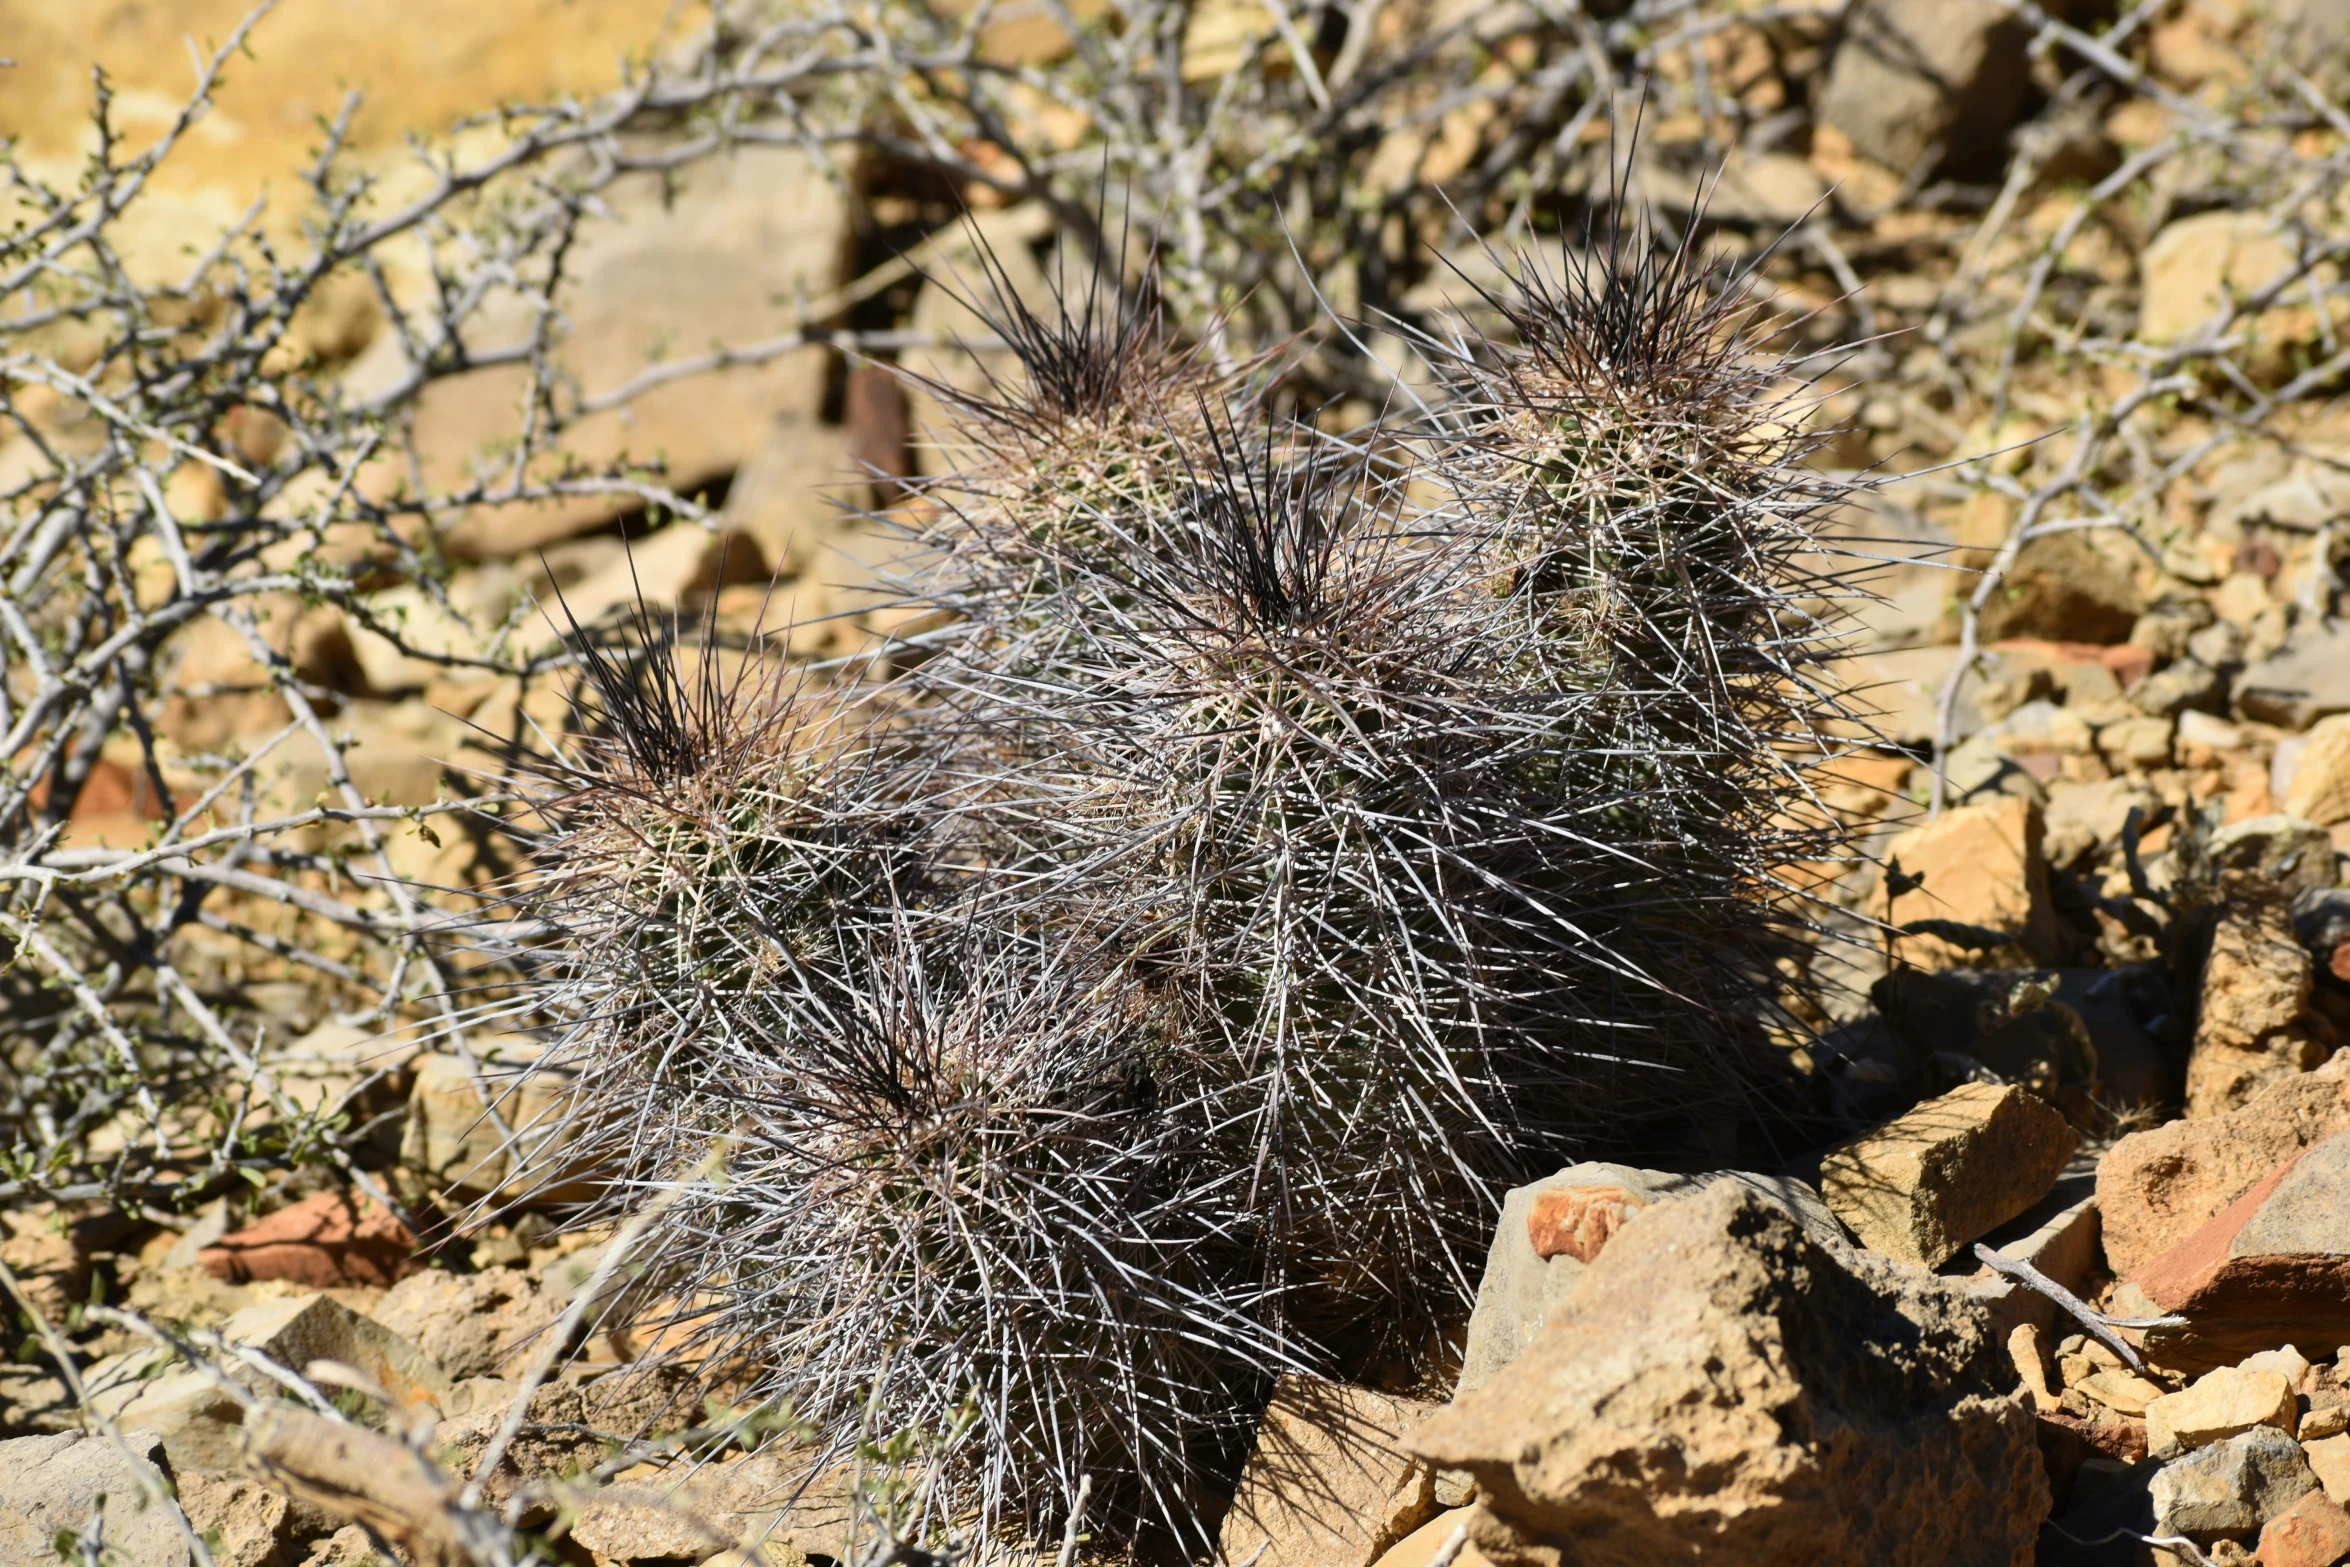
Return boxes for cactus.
[482,201,1873,1547]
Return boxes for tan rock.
[1821,1082,2077,1268]
[178,1472,297,1567]
[0,1432,192,1567]
[2145,1366,2298,1458]
[518,522,772,651]
[2288,715,2350,827]
[535,1449,851,1560]
[85,1293,450,1472]
[423,145,844,561]
[369,1268,555,1381]
[429,1381,599,1518]
[2309,1432,2350,1505]
[1220,1376,1440,1567]
[263,1020,424,1122]
[1455,1164,1845,1396]
[1412,1185,2046,1567]
[571,1487,737,1563]
[2098,714,2176,771]
[399,1039,587,1203]
[2101,1050,2350,1277]
[1371,1511,1494,1567]
[1816,0,2037,182]
[2075,1369,2166,1417]
[0,1207,94,1326]
[1882,796,2060,970]
[2188,885,2331,1119]
[2140,211,2297,346]
[345,579,509,698]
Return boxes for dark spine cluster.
[477,202,1876,1548]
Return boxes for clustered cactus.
[476,201,1875,1547]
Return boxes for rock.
[1707,152,1831,227]
[264,1021,422,1124]
[178,1471,301,1567]
[0,1206,97,1326]
[1816,0,2035,180]
[1838,643,2004,747]
[2182,708,2252,766]
[2046,777,2163,869]
[1821,1081,2077,1268]
[2193,617,2253,669]
[1979,532,2145,646]
[2150,1426,2317,1545]
[2301,891,2350,997]
[2311,1434,2350,1505]
[1370,1511,1494,1567]
[0,1431,193,1567]
[368,1267,556,1382]
[430,1382,600,1519]
[2134,656,2229,718]
[2102,713,2179,771]
[1412,1184,2047,1567]
[198,1190,419,1289]
[2208,818,2342,901]
[1219,1376,1442,1567]
[1959,1169,2103,1342]
[2146,1368,2300,1458]
[298,1524,384,1566]
[1941,732,2049,806]
[415,144,844,561]
[1871,965,2177,1114]
[559,1450,852,1561]
[344,579,506,697]
[0,1364,75,1436]
[517,523,772,651]
[2258,1488,2350,1567]
[2126,1134,2350,1373]
[2188,886,2332,1119]
[570,1487,739,1563]
[2288,717,2350,827]
[2077,1368,2168,1416]
[399,1041,587,1203]
[1524,1185,1651,1263]
[84,1293,451,1472]
[2140,211,2298,347]
[1882,795,2061,970]
[1455,1164,1846,1395]
[2238,1347,2314,1384]
[2239,622,2350,731]
[2099,1049,2350,1277]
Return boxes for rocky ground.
[9,0,2350,1562]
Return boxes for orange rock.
[2256,1487,2350,1567]
[1525,1185,1649,1264]
[198,1191,419,1289]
